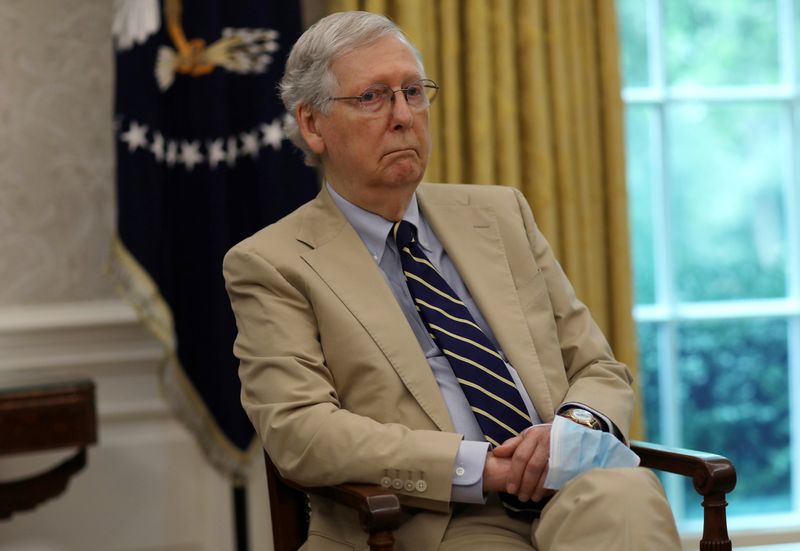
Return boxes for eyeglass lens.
[359,81,437,112]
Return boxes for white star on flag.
[226,136,238,167]
[240,131,260,158]
[166,140,178,166]
[121,121,149,152]
[151,131,165,163]
[260,119,283,151]
[207,138,226,169]
[180,141,204,171]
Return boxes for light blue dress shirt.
[327,184,543,503]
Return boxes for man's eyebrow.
[364,75,425,88]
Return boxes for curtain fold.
[324,0,642,437]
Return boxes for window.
[617,0,800,536]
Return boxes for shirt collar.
[326,182,428,263]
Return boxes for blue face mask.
[544,414,640,490]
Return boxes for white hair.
[279,11,425,166]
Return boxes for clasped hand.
[483,423,555,503]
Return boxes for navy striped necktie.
[393,220,545,516]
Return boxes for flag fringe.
[108,236,260,484]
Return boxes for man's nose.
[389,91,414,128]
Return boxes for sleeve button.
[455,466,466,477]
[392,478,404,490]
[380,477,392,488]
[404,480,415,491]
[415,480,428,492]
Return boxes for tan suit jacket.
[223,183,634,550]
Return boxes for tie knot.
[392,220,417,249]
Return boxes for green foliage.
[667,102,787,301]
[677,319,791,517]
[624,105,656,305]
[639,319,792,518]
[664,0,780,86]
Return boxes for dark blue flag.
[111,0,317,480]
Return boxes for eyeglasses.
[329,79,440,113]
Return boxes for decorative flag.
[111,0,317,481]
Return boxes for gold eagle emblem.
[156,0,280,90]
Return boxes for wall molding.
[0,299,168,421]
[0,299,163,371]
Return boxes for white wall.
[0,0,116,305]
[0,0,273,549]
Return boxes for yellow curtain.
[326,0,642,438]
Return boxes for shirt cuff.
[450,440,490,504]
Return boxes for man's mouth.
[383,147,417,158]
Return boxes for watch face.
[562,408,600,429]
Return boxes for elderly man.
[224,10,681,551]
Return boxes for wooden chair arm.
[631,440,736,497]
[264,451,403,551]
[631,440,737,551]
[306,483,404,541]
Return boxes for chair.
[263,441,736,551]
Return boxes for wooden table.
[0,379,97,520]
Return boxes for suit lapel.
[418,186,556,421]
[298,188,455,432]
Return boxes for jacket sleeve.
[223,245,462,511]
[509,187,635,439]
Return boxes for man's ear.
[296,104,326,156]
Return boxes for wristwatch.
[558,407,603,431]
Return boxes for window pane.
[667,103,788,301]
[677,318,791,518]
[796,0,800,81]
[664,0,780,86]
[617,0,650,87]
[626,105,657,305]
[637,322,662,444]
